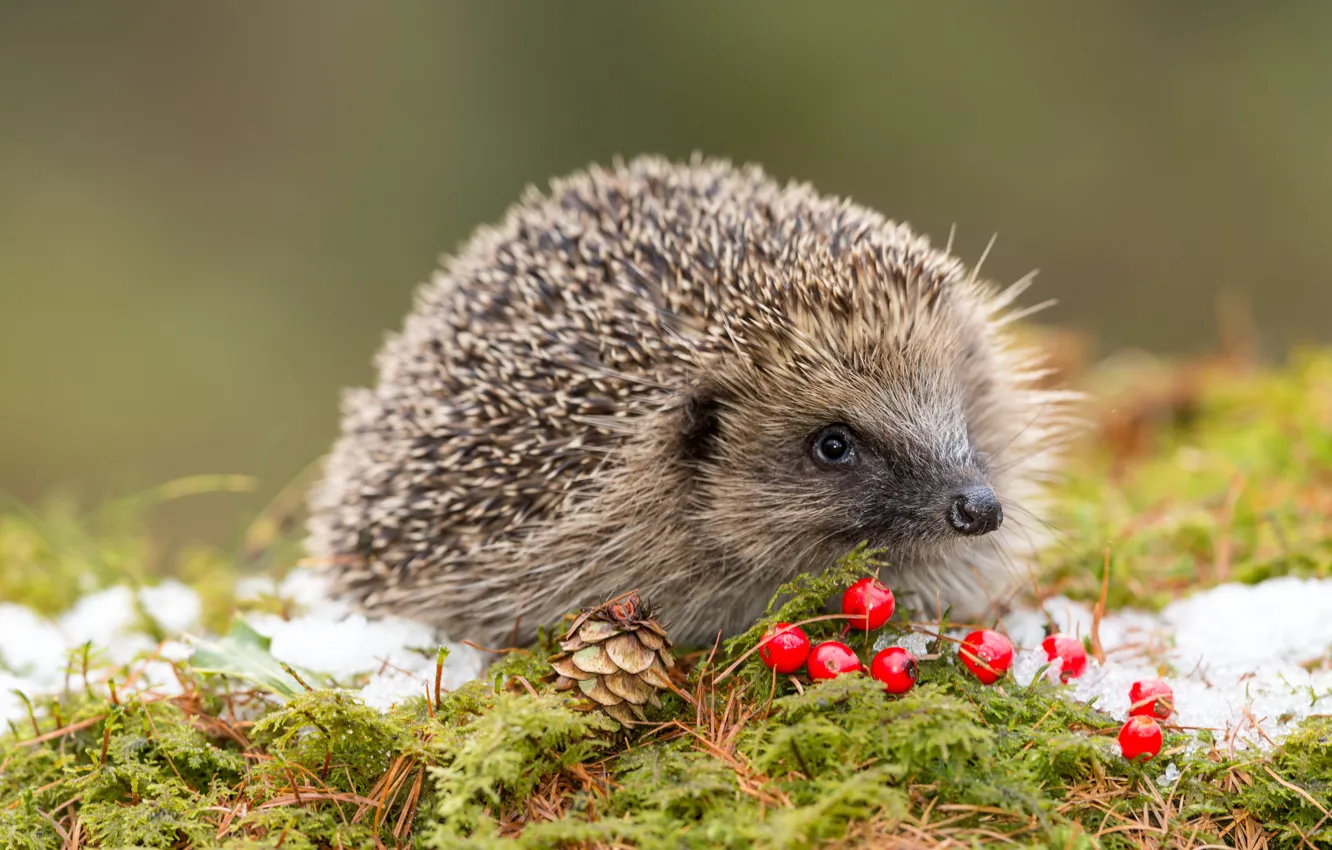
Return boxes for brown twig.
[1089,548,1110,664]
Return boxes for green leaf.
[188,617,322,699]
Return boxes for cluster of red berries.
[758,577,1033,694]
[756,578,1174,763]
[1119,678,1174,760]
[758,577,917,694]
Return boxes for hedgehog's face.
[799,419,1002,544]
[684,324,1014,578]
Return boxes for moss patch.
[4,345,1332,848]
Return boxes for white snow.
[3,571,1330,751]
[139,582,204,634]
[1157,761,1181,787]
[236,570,485,709]
[1002,577,1332,750]
[1010,645,1062,686]
[874,576,1332,751]
[0,582,197,724]
[875,629,932,658]
[0,569,485,725]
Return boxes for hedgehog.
[306,154,1076,650]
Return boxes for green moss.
[1238,715,1332,847]
[79,779,222,848]
[0,810,60,850]
[5,347,1332,847]
[1046,348,1332,611]
[420,689,618,844]
[250,689,404,795]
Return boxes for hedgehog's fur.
[306,154,1076,649]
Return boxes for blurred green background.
[3,1,1331,545]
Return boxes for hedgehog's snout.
[947,485,1003,536]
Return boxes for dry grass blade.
[1262,765,1329,821]
[258,788,380,809]
[1089,548,1110,664]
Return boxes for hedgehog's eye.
[812,424,857,467]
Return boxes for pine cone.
[549,592,675,727]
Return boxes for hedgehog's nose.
[948,486,1003,536]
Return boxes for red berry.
[842,577,896,631]
[1118,715,1163,761]
[807,641,861,680]
[869,647,918,694]
[1128,679,1174,719]
[958,629,1014,684]
[758,622,811,674]
[1041,634,1088,682]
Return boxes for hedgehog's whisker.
[985,397,1057,470]
[1004,502,1077,553]
[993,445,1056,477]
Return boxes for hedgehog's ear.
[677,384,725,463]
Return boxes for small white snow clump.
[1157,762,1181,787]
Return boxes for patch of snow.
[1002,579,1332,749]
[244,596,485,710]
[0,603,69,676]
[868,628,932,655]
[234,575,277,600]
[889,630,933,658]
[0,603,73,726]
[237,567,487,707]
[1,583,201,724]
[140,580,203,633]
[0,567,486,727]
[279,568,344,611]
[1010,647,1057,687]
[58,586,141,653]
[245,609,434,677]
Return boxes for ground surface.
[2,338,1332,849]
